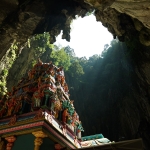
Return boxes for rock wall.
[0,0,150,57]
[94,0,150,45]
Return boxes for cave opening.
[54,14,113,58]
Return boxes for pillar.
[0,137,6,150]
[32,131,48,150]
[5,136,16,150]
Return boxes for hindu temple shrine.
[0,59,143,150]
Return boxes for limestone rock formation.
[0,0,150,60]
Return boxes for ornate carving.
[62,125,67,136]
[5,136,16,150]
[45,113,53,124]
[74,136,79,148]
[0,61,83,142]
[32,131,48,138]
[8,114,17,126]
[34,109,44,120]
[32,131,48,150]
[34,137,43,150]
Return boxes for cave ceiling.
[0,0,150,60]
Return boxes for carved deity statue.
[62,108,69,123]
[32,90,43,108]
[6,98,15,116]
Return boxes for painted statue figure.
[76,121,84,132]
[62,100,69,110]
[62,108,69,123]
[68,105,75,116]
[56,66,64,76]
[59,66,64,76]
[6,98,15,116]
[54,99,61,119]
[56,74,62,82]
[63,83,69,94]
[76,121,84,139]
[67,115,72,125]
[68,100,75,116]
[43,71,50,82]
[41,75,56,93]
[13,94,22,114]
[71,111,77,127]
[21,92,32,113]
[28,69,35,80]
[61,76,65,86]
[56,87,63,100]
[49,93,61,118]
[50,94,56,112]
[32,90,43,107]
[49,66,55,77]
[62,100,74,116]
[42,87,53,107]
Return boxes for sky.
[54,14,113,58]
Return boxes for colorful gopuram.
[0,59,144,150]
[0,59,83,150]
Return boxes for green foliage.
[33,32,53,57]
[64,46,76,58]
[29,33,54,67]
[68,61,84,77]
[50,48,71,70]
[1,69,8,76]
[62,39,140,138]
[0,40,18,97]
[31,60,37,67]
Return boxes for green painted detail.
[82,134,104,141]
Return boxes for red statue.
[71,111,77,127]
[56,74,62,82]
[62,108,69,123]
[63,83,69,93]
[32,90,43,108]
[13,95,22,114]
[6,98,15,116]
[61,76,65,86]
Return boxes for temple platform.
[0,109,80,150]
[78,138,143,150]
